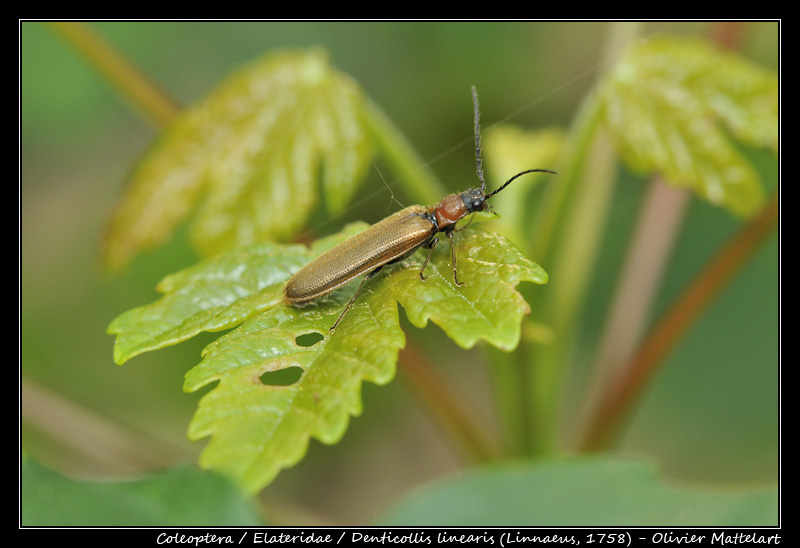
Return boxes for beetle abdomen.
[284,205,436,305]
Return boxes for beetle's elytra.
[284,87,556,330]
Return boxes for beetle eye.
[472,199,482,209]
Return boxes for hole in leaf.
[295,332,324,347]
[260,367,303,386]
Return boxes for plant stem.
[528,124,619,456]
[499,88,608,457]
[487,343,531,456]
[399,342,498,463]
[576,177,690,445]
[576,18,760,452]
[362,98,447,206]
[47,21,180,129]
[517,22,642,457]
[492,84,611,457]
[579,193,779,451]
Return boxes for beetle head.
[460,187,488,214]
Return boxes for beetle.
[284,86,555,330]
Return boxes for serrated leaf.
[184,283,404,493]
[107,241,301,365]
[601,37,777,218]
[108,223,367,365]
[376,457,778,526]
[102,48,374,272]
[109,223,547,492]
[387,229,548,350]
[184,228,545,493]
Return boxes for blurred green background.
[20,21,779,525]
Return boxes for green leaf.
[108,239,314,365]
[184,278,405,494]
[600,37,777,218]
[20,459,263,526]
[109,224,547,492]
[108,222,368,365]
[388,228,548,351]
[102,48,374,272]
[376,457,778,526]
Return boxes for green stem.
[517,22,643,457]
[489,82,610,459]
[47,21,180,129]
[488,85,612,458]
[485,91,603,457]
[528,110,618,456]
[362,98,447,205]
[529,88,607,265]
[487,343,531,456]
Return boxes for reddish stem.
[399,342,498,463]
[580,195,779,451]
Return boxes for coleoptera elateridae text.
[284,86,556,330]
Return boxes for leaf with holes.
[102,48,374,272]
[184,282,404,493]
[109,223,547,493]
[600,36,777,218]
[108,223,367,365]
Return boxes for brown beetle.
[284,87,555,329]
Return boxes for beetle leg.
[447,230,465,287]
[330,266,383,331]
[454,214,475,232]
[419,237,439,281]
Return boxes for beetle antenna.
[485,168,557,200]
[374,163,405,211]
[471,86,486,192]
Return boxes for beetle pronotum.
[284,86,555,330]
